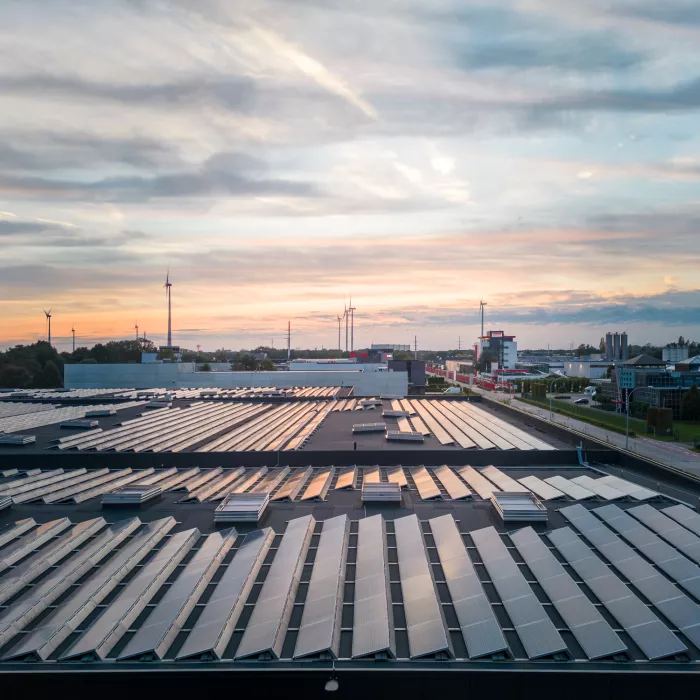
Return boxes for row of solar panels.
[114,387,343,400]
[0,389,129,400]
[0,401,145,436]
[382,400,554,451]
[0,465,659,507]
[51,401,333,453]
[3,503,700,663]
[0,403,59,419]
[334,465,659,503]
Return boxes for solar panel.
[334,466,357,490]
[543,476,595,500]
[271,466,313,501]
[61,528,199,660]
[236,515,315,659]
[470,526,567,659]
[176,527,274,660]
[72,468,157,504]
[663,504,700,537]
[131,467,179,486]
[394,514,453,658]
[11,469,110,505]
[155,467,201,491]
[410,402,454,445]
[0,518,35,548]
[362,467,381,484]
[0,518,72,573]
[386,466,408,488]
[410,466,442,500]
[429,514,508,659]
[181,468,223,493]
[186,467,246,503]
[0,469,74,497]
[591,504,700,601]
[429,401,494,449]
[43,469,136,504]
[457,466,499,499]
[560,504,700,651]
[480,466,529,493]
[431,465,471,500]
[510,527,626,659]
[0,518,105,605]
[628,504,700,564]
[447,403,519,450]
[517,476,565,501]
[300,468,335,501]
[294,515,350,658]
[0,470,64,493]
[597,475,658,501]
[249,466,291,494]
[547,526,688,660]
[570,476,625,500]
[232,467,268,493]
[421,402,478,449]
[0,516,158,656]
[352,515,395,659]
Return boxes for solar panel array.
[50,401,334,453]
[2,502,700,665]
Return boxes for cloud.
[0,151,320,202]
[458,32,646,73]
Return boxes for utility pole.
[344,305,349,352]
[348,296,356,352]
[414,335,418,360]
[71,324,76,353]
[458,336,461,351]
[287,321,291,362]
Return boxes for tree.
[682,383,700,421]
[599,337,606,354]
[259,358,277,371]
[477,349,494,373]
[0,364,32,388]
[33,360,62,389]
[200,363,212,371]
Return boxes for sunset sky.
[2,0,700,353]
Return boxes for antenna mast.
[287,321,291,362]
[71,323,76,353]
[164,268,173,347]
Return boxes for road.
[430,373,700,479]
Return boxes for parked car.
[574,398,589,405]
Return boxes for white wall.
[65,364,408,396]
[564,361,613,379]
[288,362,386,372]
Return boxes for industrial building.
[604,332,629,362]
[1,386,699,696]
[478,331,517,369]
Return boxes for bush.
[200,363,212,371]
[647,407,674,433]
[0,364,32,388]
[682,383,700,421]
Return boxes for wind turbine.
[71,323,76,352]
[43,309,52,346]
[348,295,356,352]
[344,304,349,352]
[336,314,342,351]
[479,300,488,338]
[164,267,173,347]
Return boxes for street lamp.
[625,386,646,450]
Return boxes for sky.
[2,0,700,353]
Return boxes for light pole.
[625,386,645,450]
